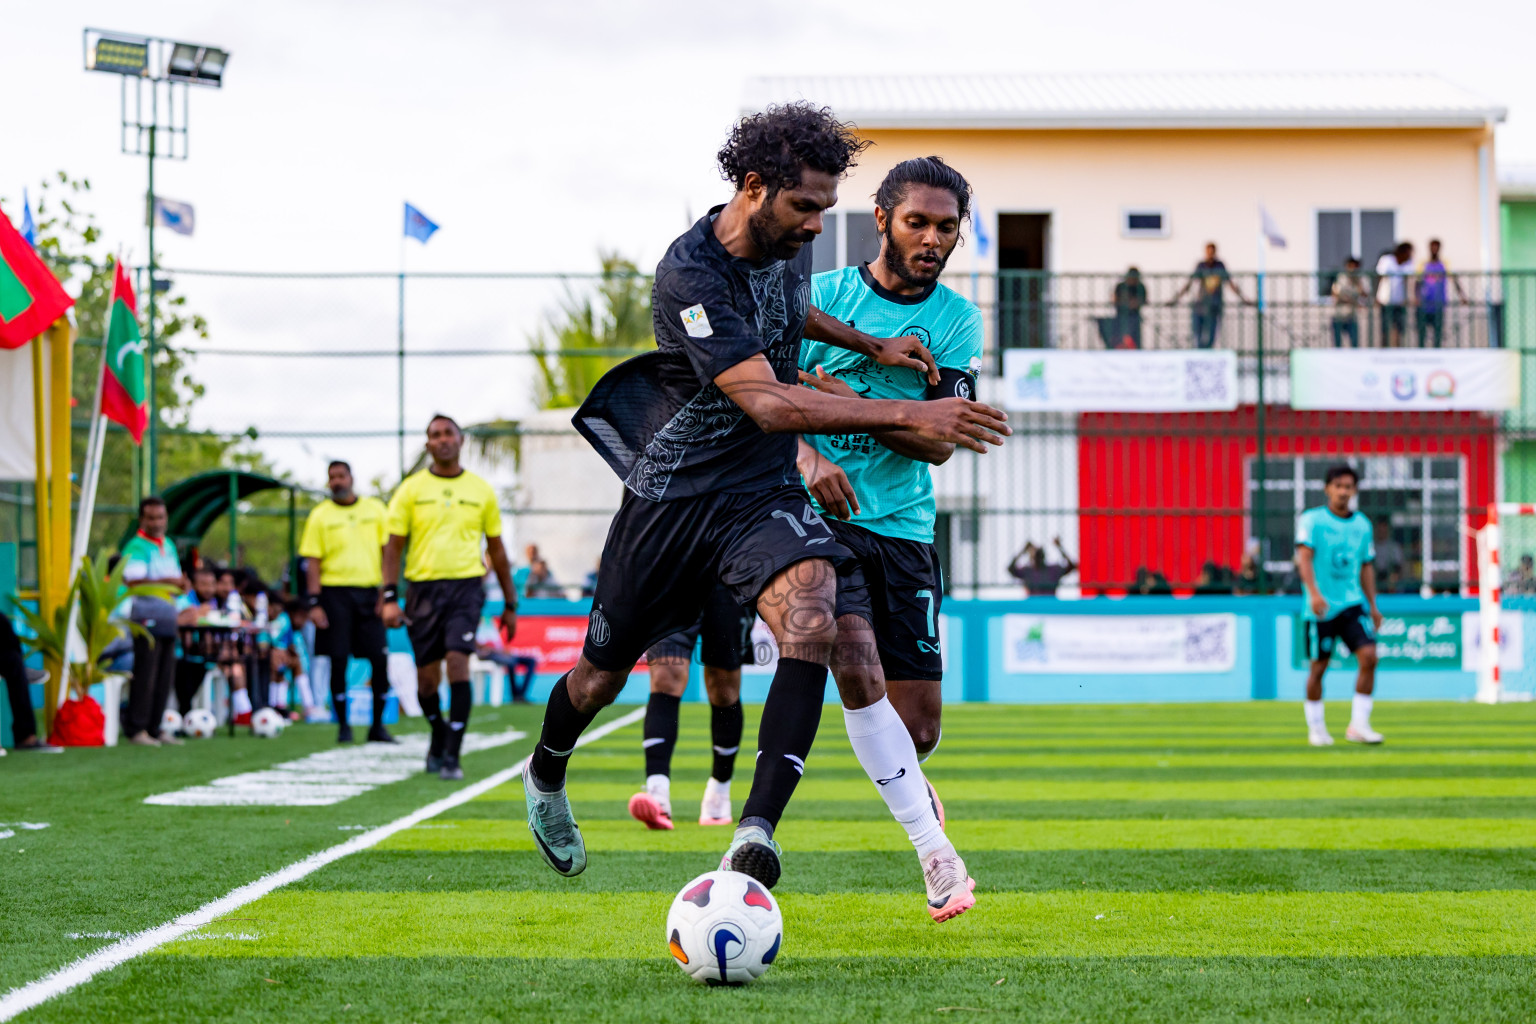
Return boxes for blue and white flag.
[1259,204,1287,249]
[151,197,195,236]
[20,189,35,247]
[403,203,439,244]
[972,206,991,258]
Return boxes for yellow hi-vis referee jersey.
[298,497,389,588]
[386,469,502,582]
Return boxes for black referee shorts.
[831,519,945,682]
[404,577,486,667]
[316,586,389,666]
[647,583,758,668]
[583,484,853,672]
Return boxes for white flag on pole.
[151,197,196,236]
[1259,205,1287,249]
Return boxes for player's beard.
[882,228,950,288]
[748,203,815,261]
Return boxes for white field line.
[0,708,644,1022]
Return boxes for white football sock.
[704,776,730,799]
[1304,700,1326,731]
[1351,693,1373,728]
[844,697,946,857]
[645,773,672,810]
[231,688,252,715]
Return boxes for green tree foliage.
[529,252,653,409]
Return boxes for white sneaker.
[1346,723,1384,744]
[699,777,732,826]
[1308,728,1335,747]
[923,843,977,923]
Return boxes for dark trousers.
[480,651,536,701]
[175,658,209,714]
[1192,308,1223,349]
[0,610,38,745]
[1417,309,1445,348]
[1331,319,1360,348]
[126,632,177,737]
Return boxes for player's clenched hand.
[309,606,329,630]
[380,600,404,629]
[797,443,860,520]
[1310,594,1330,618]
[1370,607,1383,632]
[868,334,940,385]
[797,366,861,401]
[903,398,1010,454]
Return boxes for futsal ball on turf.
[184,709,218,739]
[665,870,782,985]
[161,709,183,736]
[251,707,287,738]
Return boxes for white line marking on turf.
[142,730,526,806]
[0,708,643,1022]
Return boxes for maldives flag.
[102,260,148,443]
[0,202,73,349]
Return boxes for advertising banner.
[1290,350,1520,411]
[1002,613,1237,674]
[1001,350,1238,412]
[506,616,601,674]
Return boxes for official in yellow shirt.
[382,414,517,780]
[299,459,395,745]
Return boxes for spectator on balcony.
[1168,243,1249,349]
[1374,242,1415,347]
[1009,537,1077,596]
[1416,239,1469,349]
[1100,267,1145,349]
[1330,257,1369,348]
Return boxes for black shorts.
[583,484,852,672]
[831,519,945,682]
[647,583,757,667]
[404,577,486,667]
[316,586,389,665]
[1303,604,1377,662]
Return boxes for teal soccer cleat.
[524,761,587,877]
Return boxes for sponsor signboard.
[1290,350,1519,411]
[1002,350,1238,412]
[1002,613,1237,674]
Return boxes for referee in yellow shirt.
[382,415,518,780]
[300,460,396,745]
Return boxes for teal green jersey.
[1296,506,1375,621]
[801,265,984,543]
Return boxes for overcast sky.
[5,0,1533,489]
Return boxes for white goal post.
[1476,502,1536,704]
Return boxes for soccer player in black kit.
[523,103,1009,898]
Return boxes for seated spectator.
[513,543,540,595]
[475,617,537,704]
[1233,550,1261,595]
[1134,568,1173,596]
[1194,561,1231,595]
[523,558,563,598]
[1,609,60,752]
[178,566,253,724]
[172,566,220,720]
[268,594,320,722]
[1009,538,1077,596]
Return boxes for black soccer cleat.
[439,757,464,781]
[336,721,354,744]
[726,841,782,890]
[367,724,399,744]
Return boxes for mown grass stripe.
[159,889,1536,958]
[375,816,1536,852]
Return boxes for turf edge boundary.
[0,707,645,1022]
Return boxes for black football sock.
[420,689,445,756]
[330,673,348,727]
[642,692,681,779]
[445,680,471,759]
[710,700,744,782]
[740,658,828,832]
[368,655,390,727]
[528,673,598,790]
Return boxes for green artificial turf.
[4,699,1535,1022]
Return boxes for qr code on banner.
[1183,358,1229,404]
[1184,619,1231,665]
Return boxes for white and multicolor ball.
[183,708,218,738]
[251,707,287,738]
[160,709,183,736]
[665,870,783,985]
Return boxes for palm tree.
[530,252,654,409]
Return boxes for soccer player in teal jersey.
[1295,464,1384,746]
[798,156,983,920]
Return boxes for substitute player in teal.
[799,156,982,920]
[1295,464,1384,746]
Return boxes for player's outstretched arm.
[798,366,954,465]
[796,438,860,520]
[805,305,940,385]
[715,354,1009,453]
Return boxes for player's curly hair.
[717,102,870,196]
[874,155,972,223]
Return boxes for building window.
[1248,455,1464,591]
[1316,209,1396,296]
[1122,209,1169,238]
[811,215,839,275]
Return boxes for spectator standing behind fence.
[1009,537,1078,595]
[1102,267,1145,349]
[1371,521,1406,593]
[1168,243,1249,349]
[1374,242,1415,347]
[1417,239,1469,348]
[1330,257,1369,348]
[120,497,189,747]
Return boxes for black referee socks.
[642,692,681,778]
[741,657,827,830]
[711,700,744,782]
[445,680,471,758]
[529,673,598,790]
[420,689,446,757]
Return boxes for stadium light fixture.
[165,43,229,87]
[85,33,150,76]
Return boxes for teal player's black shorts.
[831,519,945,682]
[1303,604,1376,662]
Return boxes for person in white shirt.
[1374,242,1415,347]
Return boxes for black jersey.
[574,206,814,501]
